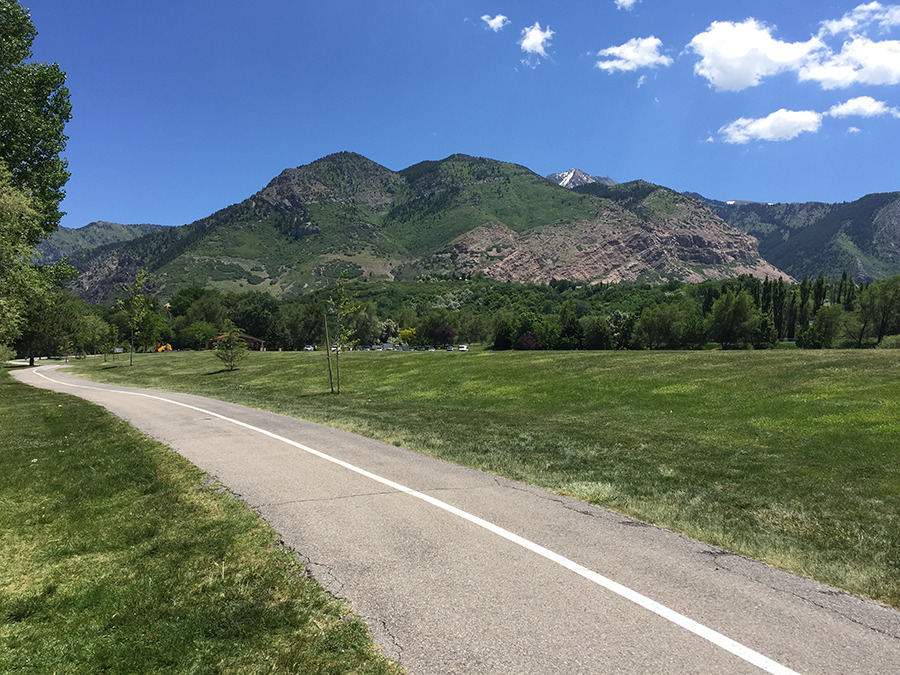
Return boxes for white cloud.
[718,96,900,144]
[719,109,823,143]
[687,19,824,91]
[828,95,900,117]
[637,74,647,88]
[616,0,640,10]
[688,6,900,91]
[848,126,862,132]
[799,37,900,88]
[481,14,510,32]
[519,22,554,64]
[819,2,900,37]
[596,36,673,72]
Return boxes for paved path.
[12,365,900,674]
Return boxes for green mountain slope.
[704,193,900,282]
[384,155,596,255]
[36,221,167,263]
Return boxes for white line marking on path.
[34,366,799,675]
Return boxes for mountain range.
[42,152,898,303]
[695,194,900,283]
[36,221,167,264]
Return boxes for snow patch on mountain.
[547,168,618,189]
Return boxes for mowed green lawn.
[68,348,900,608]
[0,370,402,674]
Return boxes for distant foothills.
[39,152,900,303]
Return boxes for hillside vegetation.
[707,193,900,282]
[35,221,166,264]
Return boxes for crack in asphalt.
[492,475,569,505]
[256,485,481,509]
[302,555,346,597]
[258,489,400,507]
[491,476,654,527]
[372,616,403,662]
[285,541,403,661]
[700,549,900,641]
[493,473,900,643]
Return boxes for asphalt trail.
[12,365,900,674]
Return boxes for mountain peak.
[260,152,402,211]
[548,169,618,189]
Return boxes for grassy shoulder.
[68,349,900,609]
[0,369,402,674]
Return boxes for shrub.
[876,334,900,349]
[213,321,248,371]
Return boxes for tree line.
[489,273,900,351]
[8,270,900,363]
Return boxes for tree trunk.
[324,315,334,394]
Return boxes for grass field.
[0,370,402,674]
[64,348,900,610]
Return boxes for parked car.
[446,346,454,351]
[304,345,314,351]
[459,345,469,352]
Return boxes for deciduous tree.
[229,290,278,343]
[326,271,356,393]
[0,0,72,233]
[812,273,827,315]
[118,269,151,366]
[859,276,900,345]
[398,327,417,346]
[556,299,584,350]
[0,2,72,350]
[632,303,680,350]
[582,316,612,350]
[180,320,216,350]
[0,163,41,345]
[708,290,758,350]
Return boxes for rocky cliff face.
[68,251,149,303]
[444,196,785,286]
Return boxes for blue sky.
[22,1,900,229]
